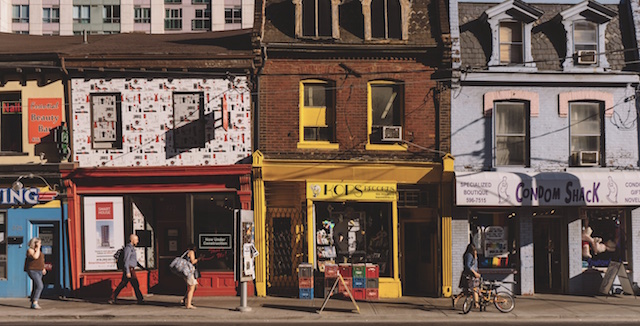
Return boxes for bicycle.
[461,279,515,314]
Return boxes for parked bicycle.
[459,279,515,314]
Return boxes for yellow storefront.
[252,151,455,298]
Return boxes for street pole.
[236,281,251,312]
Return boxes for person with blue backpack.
[108,234,144,304]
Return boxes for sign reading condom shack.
[306,181,397,201]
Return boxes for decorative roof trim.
[484,0,543,23]
[560,0,616,23]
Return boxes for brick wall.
[257,58,440,160]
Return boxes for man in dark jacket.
[109,234,144,304]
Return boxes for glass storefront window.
[470,211,518,269]
[581,209,627,268]
[192,194,235,271]
[0,213,5,279]
[314,202,393,277]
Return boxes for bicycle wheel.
[493,292,515,313]
[462,296,474,314]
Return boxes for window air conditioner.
[578,151,599,166]
[577,50,597,65]
[382,126,402,142]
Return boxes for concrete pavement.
[1,293,640,324]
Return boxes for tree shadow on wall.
[460,18,492,64]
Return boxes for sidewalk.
[1,293,640,324]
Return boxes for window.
[12,5,29,23]
[192,0,207,3]
[470,211,518,270]
[299,81,335,144]
[314,202,393,277]
[90,94,122,149]
[165,0,181,3]
[495,102,528,166]
[574,21,597,64]
[570,102,602,166]
[192,193,235,271]
[0,93,22,152]
[173,92,205,148]
[224,7,242,24]
[134,7,151,23]
[301,0,330,36]
[73,5,90,23]
[499,22,523,64]
[0,213,5,279]
[43,7,60,23]
[371,0,401,39]
[192,9,211,30]
[581,209,628,268]
[368,81,403,145]
[103,5,121,23]
[165,9,182,30]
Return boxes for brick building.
[449,0,640,296]
[251,0,453,298]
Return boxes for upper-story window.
[302,0,332,37]
[0,93,22,153]
[371,0,401,39]
[225,7,242,24]
[560,1,616,71]
[368,81,405,148]
[165,9,183,30]
[103,5,121,24]
[134,7,151,23]
[499,22,523,64]
[298,80,337,148]
[494,101,529,167]
[91,94,122,150]
[43,7,60,23]
[12,5,29,23]
[173,92,205,149]
[570,102,603,167]
[485,0,542,71]
[73,5,90,24]
[193,9,211,30]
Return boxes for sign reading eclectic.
[456,171,640,207]
[0,188,58,205]
[307,181,397,201]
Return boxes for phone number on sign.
[465,197,487,204]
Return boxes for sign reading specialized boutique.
[456,171,640,206]
[0,188,57,205]
[307,181,397,201]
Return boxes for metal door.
[31,223,60,297]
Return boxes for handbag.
[169,251,195,278]
[194,267,201,279]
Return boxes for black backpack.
[114,246,125,269]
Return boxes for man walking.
[109,234,144,304]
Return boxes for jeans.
[111,268,143,302]
[26,270,44,303]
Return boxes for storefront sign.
[1,101,21,114]
[28,98,62,144]
[306,181,397,201]
[456,171,640,206]
[199,234,232,249]
[83,197,125,271]
[0,188,57,205]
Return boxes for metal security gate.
[266,207,305,296]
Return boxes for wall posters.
[83,196,125,271]
[28,98,62,144]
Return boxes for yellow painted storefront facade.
[252,151,455,298]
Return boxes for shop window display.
[314,202,392,277]
[470,212,517,269]
[192,194,235,271]
[581,209,627,268]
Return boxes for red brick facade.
[257,58,441,160]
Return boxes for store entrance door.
[401,219,438,296]
[34,223,60,297]
[533,218,563,293]
[152,195,187,295]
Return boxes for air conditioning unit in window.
[578,151,599,166]
[577,50,597,64]
[382,126,402,142]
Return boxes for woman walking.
[25,237,47,309]
[181,243,200,309]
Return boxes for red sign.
[2,101,21,114]
[28,98,62,144]
[95,202,114,220]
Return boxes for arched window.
[370,0,401,39]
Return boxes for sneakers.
[107,298,116,304]
[30,303,41,309]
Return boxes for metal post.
[236,281,251,312]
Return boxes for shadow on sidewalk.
[262,303,355,314]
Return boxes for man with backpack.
[108,234,144,304]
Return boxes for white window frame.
[569,101,603,167]
[224,7,242,24]
[165,9,182,30]
[193,9,211,30]
[73,5,90,24]
[134,7,151,23]
[560,2,614,71]
[12,5,29,23]
[43,7,60,23]
[493,101,529,167]
[499,21,523,64]
[103,5,121,24]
